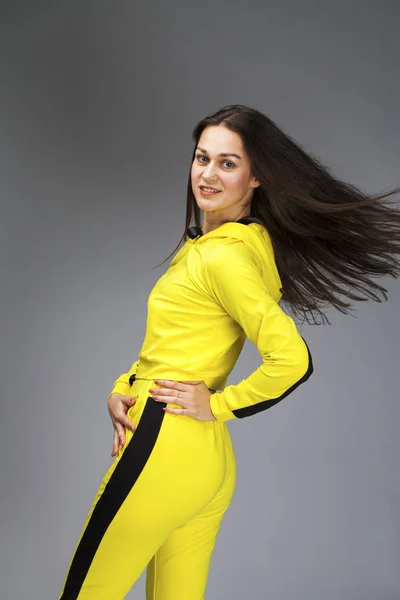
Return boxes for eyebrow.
[196,146,242,160]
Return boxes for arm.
[201,239,314,422]
[108,359,140,400]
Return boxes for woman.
[58,105,400,599]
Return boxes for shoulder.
[193,222,282,301]
[200,236,262,274]
[196,222,266,270]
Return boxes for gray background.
[1,1,399,598]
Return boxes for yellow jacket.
[109,218,313,422]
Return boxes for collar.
[186,216,265,239]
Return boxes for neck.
[201,210,251,235]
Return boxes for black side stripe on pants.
[60,375,165,599]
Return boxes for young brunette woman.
[58,105,400,599]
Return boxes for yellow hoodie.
[109,217,313,422]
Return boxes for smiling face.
[190,125,260,225]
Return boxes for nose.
[201,161,218,181]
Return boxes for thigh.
[58,378,233,600]
[58,391,167,599]
[145,441,237,600]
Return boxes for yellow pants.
[58,376,236,599]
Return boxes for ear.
[251,177,261,188]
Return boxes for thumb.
[121,395,137,407]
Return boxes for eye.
[195,154,235,169]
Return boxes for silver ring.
[178,391,181,399]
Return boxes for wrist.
[209,391,236,422]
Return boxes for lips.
[199,185,221,192]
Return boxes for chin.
[196,201,221,213]
[194,194,220,209]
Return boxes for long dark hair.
[154,104,400,326]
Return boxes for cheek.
[191,164,200,181]
[226,172,249,190]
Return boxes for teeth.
[202,187,220,193]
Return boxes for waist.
[135,377,216,393]
[135,358,227,391]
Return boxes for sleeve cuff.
[108,380,132,399]
[108,359,140,399]
[209,392,237,422]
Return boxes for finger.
[113,409,136,432]
[114,421,126,447]
[119,414,136,433]
[154,379,193,394]
[111,429,119,457]
[152,395,184,407]
[154,379,189,391]
[163,407,185,415]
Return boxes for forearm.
[209,336,313,421]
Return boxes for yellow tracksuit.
[58,217,313,599]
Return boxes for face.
[190,125,260,220]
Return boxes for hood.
[188,220,283,302]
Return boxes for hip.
[120,376,235,493]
